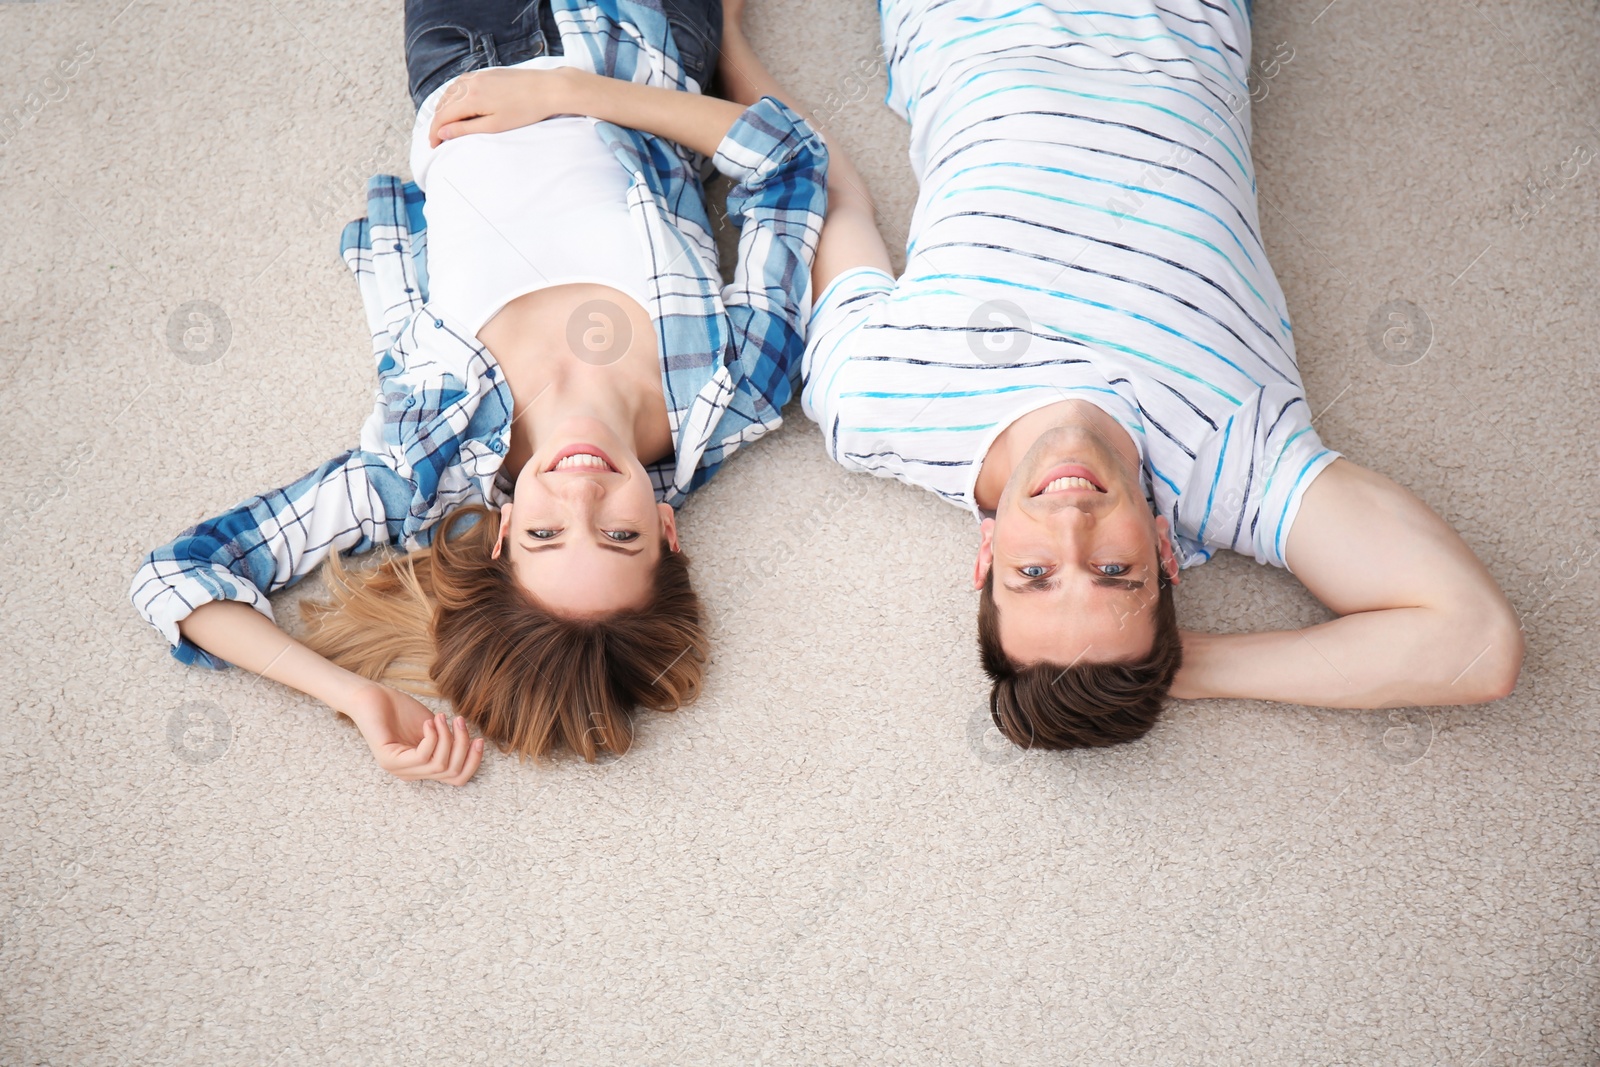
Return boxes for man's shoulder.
[1175,383,1341,569]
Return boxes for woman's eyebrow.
[522,539,644,557]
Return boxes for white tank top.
[409,55,652,337]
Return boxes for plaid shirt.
[131,0,827,668]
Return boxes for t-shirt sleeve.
[800,267,896,437]
[1179,382,1341,571]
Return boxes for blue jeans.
[404,0,723,108]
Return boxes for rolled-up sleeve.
[711,95,829,418]
[129,450,414,669]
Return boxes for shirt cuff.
[132,565,276,670]
[711,96,827,187]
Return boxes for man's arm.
[715,9,894,291]
[1171,459,1525,707]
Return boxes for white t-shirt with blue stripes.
[802,0,1337,570]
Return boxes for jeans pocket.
[662,0,721,89]
[407,23,491,105]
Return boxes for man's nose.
[1051,501,1096,526]
[1048,502,1096,541]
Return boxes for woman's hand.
[429,66,591,147]
[432,65,743,157]
[174,604,486,786]
[339,683,486,785]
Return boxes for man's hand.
[339,683,486,786]
[429,66,589,147]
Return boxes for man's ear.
[493,502,513,560]
[657,503,680,553]
[972,517,996,590]
[1154,515,1181,585]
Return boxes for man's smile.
[1031,463,1107,497]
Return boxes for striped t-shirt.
[802,0,1337,570]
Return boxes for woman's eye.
[1098,563,1130,577]
[605,530,640,543]
[528,529,559,540]
[1020,565,1048,579]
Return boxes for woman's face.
[499,422,679,617]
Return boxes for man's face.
[973,422,1177,666]
[499,419,679,618]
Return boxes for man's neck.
[973,399,1140,511]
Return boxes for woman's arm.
[178,603,483,784]
[714,11,893,291]
[429,66,746,157]
[1170,459,1525,708]
[131,449,485,785]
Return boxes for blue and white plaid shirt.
[131,0,827,668]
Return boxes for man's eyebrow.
[1002,574,1147,594]
[1003,576,1056,595]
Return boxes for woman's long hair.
[299,505,707,761]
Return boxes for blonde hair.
[300,505,708,761]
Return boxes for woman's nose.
[555,475,607,504]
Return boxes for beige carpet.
[2,0,1596,1062]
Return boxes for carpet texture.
[2,0,1596,1063]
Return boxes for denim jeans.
[404,0,723,108]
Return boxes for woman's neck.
[510,374,670,471]
[478,284,674,475]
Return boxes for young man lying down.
[786,0,1523,745]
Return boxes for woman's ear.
[657,503,680,553]
[972,517,996,590]
[493,502,514,560]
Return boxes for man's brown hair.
[976,566,1182,749]
[301,504,707,761]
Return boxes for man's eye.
[1098,563,1130,576]
[605,530,641,543]
[528,529,560,540]
[1020,564,1048,578]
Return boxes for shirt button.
[433,319,444,329]
[393,242,403,252]
[405,396,416,408]
[485,367,496,380]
